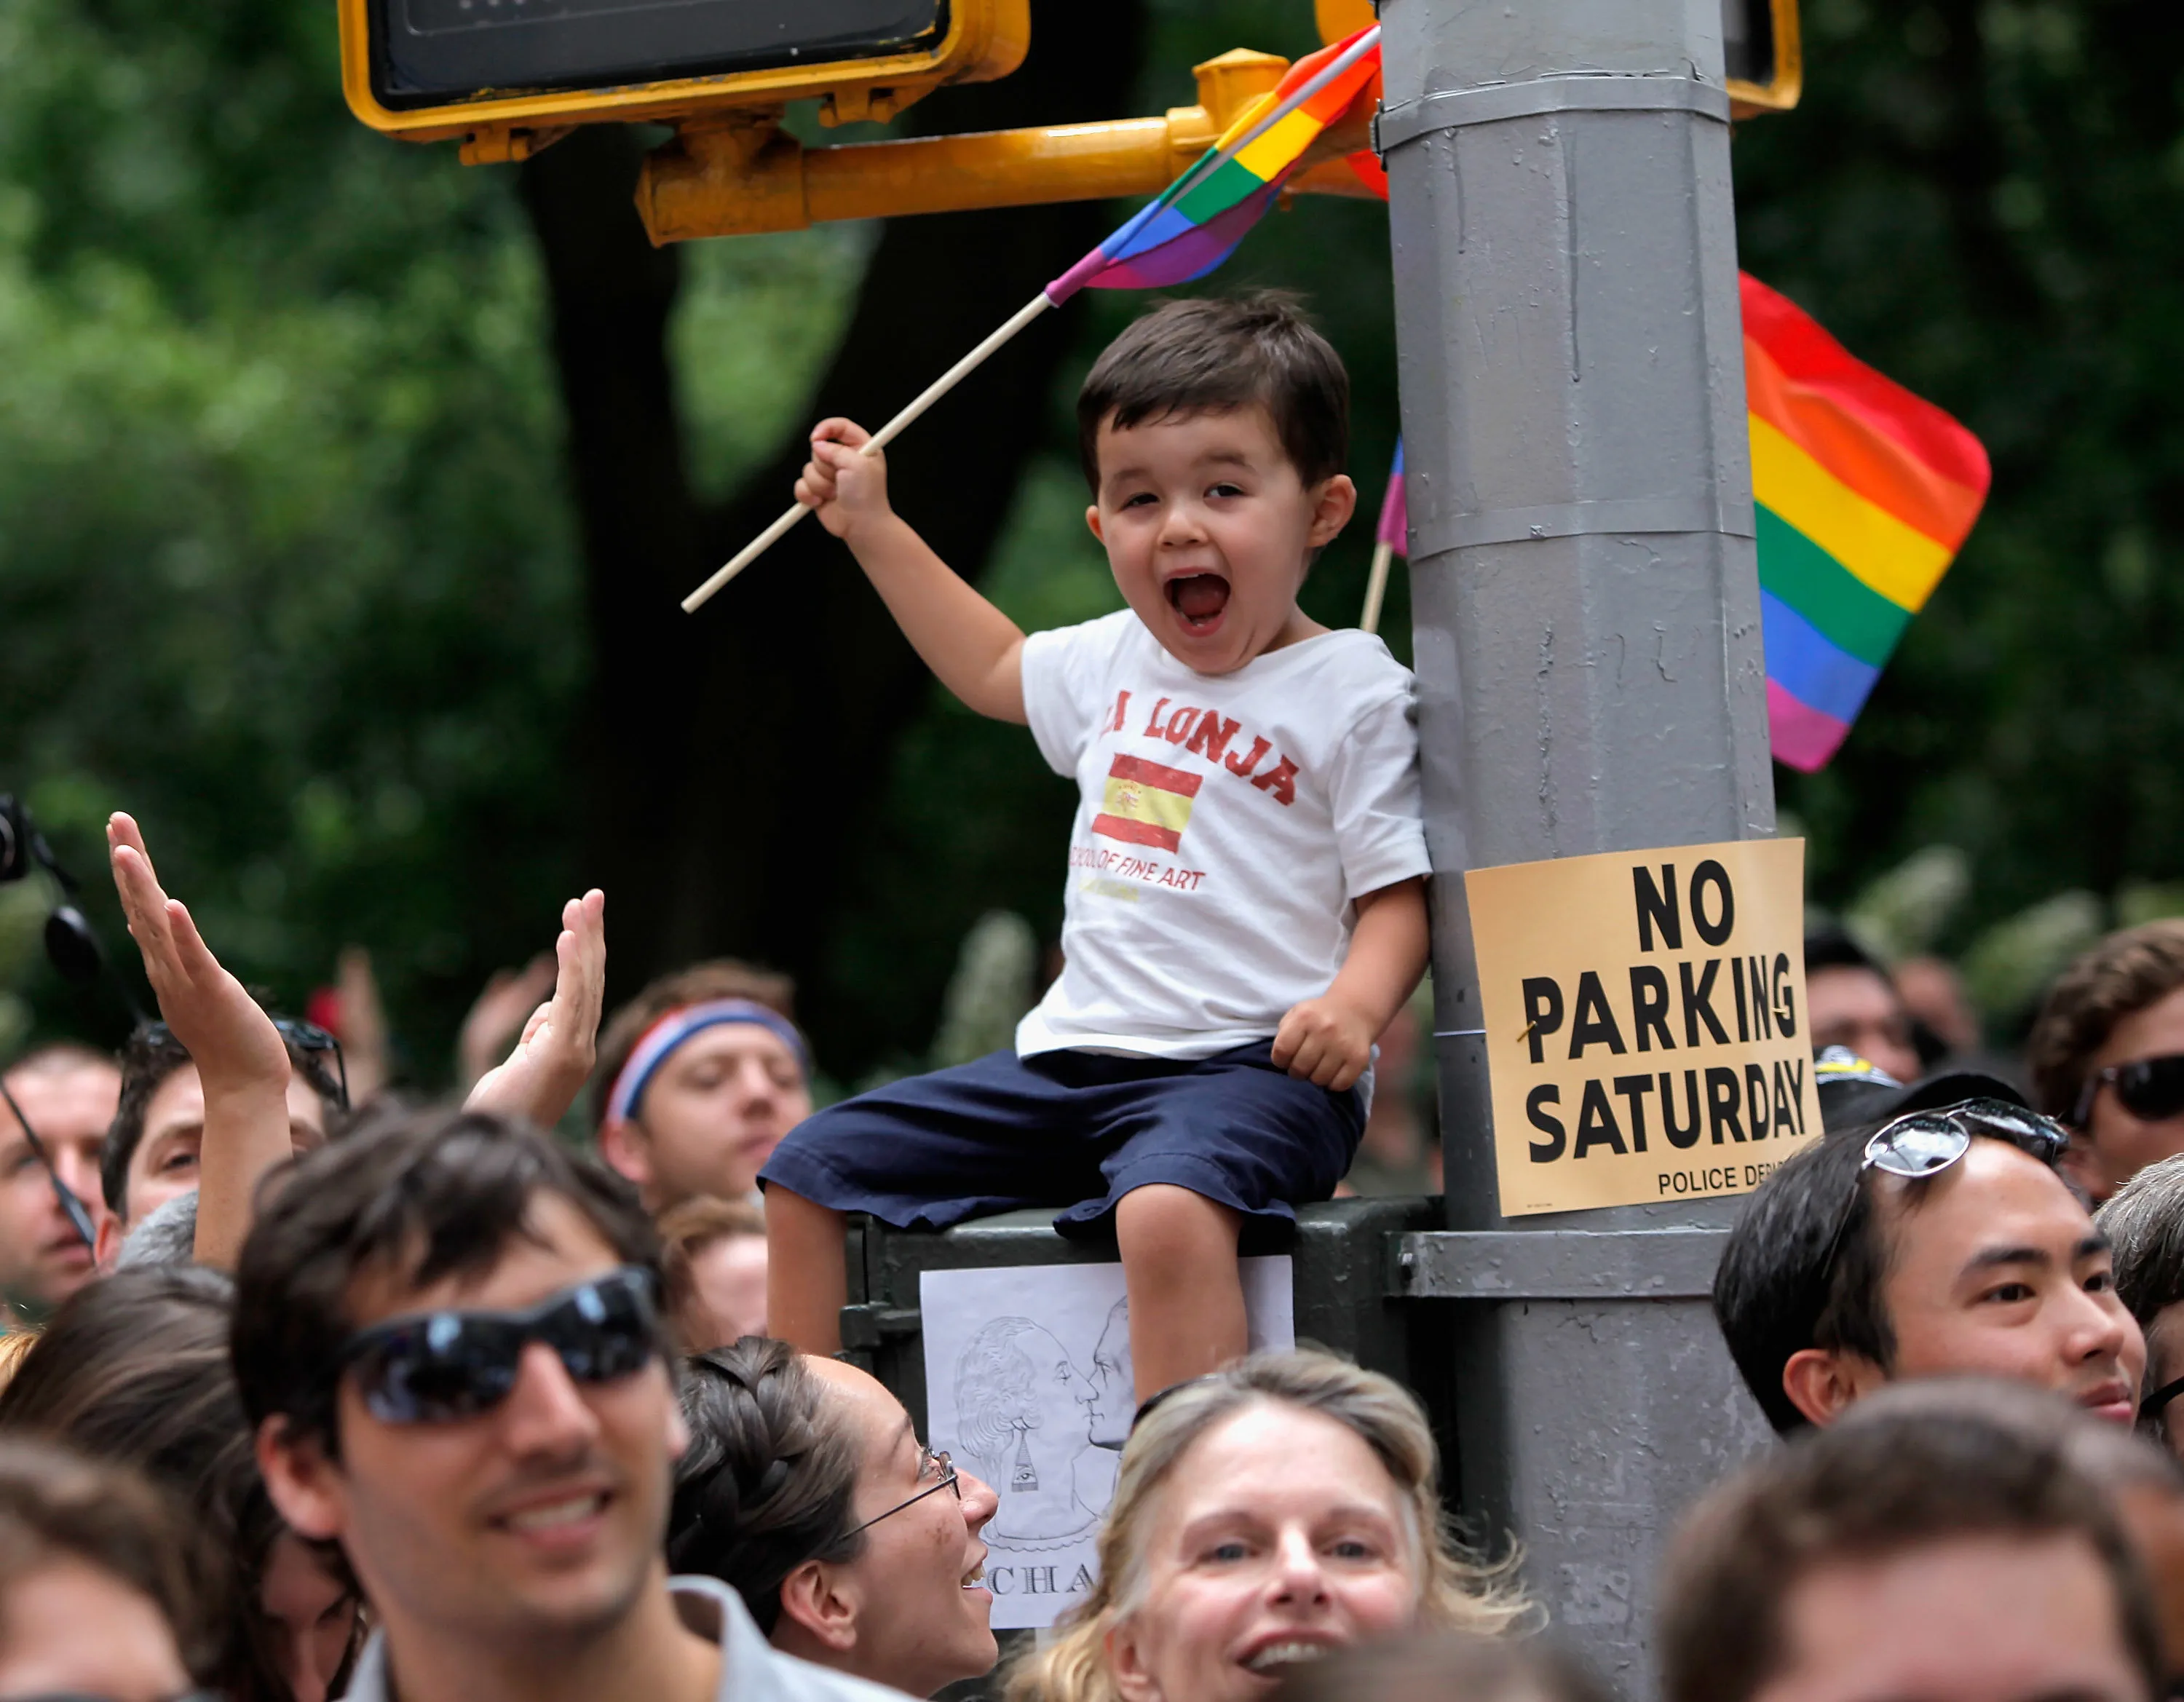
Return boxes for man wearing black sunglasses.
[2032,919,2184,1205]
[234,1106,903,1702]
[1715,1071,2145,1434]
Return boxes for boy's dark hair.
[231,1105,660,1454]
[667,1338,866,1634]
[1712,1115,2070,1435]
[2028,920,2184,1125]
[1076,293,1350,493]
[590,959,801,1133]
[104,1020,347,1217]
[1660,1396,2161,1702]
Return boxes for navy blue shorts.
[757,1042,1364,1240]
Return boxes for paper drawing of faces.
[1086,1297,1133,1451]
[954,1318,1100,1545]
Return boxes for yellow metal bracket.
[1727,0,1803,117]
[636,49,1379,248]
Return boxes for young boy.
[761,294,1431,1402]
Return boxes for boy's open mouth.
[1166,572,1231,633]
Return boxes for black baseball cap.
[1815,1045,2031,1135]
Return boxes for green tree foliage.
[0,0,858,1060]
[0,0,579,1053]
[1734,0,2184,935]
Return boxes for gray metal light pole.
[1378,1,1779,1690]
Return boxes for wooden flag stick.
[682,290,1058,612]
[1359,539,1394,635]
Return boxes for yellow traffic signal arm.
[633,50,1380,248]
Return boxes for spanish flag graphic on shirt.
[1091,753,1202,852]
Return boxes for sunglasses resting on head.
[1816,1099,2073,1288]
[143,1017,351,1112]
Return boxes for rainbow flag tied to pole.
[1358,285,1989,767]
[685,25,1383,610]
[1744,274,1991,772]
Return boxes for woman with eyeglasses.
[668,1338,1002,1698]
[1005,1350,1528,1702]
[0,1436,213,1702]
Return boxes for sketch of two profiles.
[918,1259,1294,1629]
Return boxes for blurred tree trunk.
[522,3,1146,1050]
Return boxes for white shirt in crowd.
[340,1575,909,1702]
[1017,610,1431,1061]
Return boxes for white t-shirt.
[1016,610,1431,1060]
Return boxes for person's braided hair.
[667,1338,866,1633]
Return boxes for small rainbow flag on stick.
[1045,30,1382,299]
[1358,439,1405,633]
[684,25,1384,611]
[1744,274,1992,771]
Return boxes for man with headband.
[593,963,814,1214]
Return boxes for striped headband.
[604,998,810,1128]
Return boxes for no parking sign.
[1465,837,1825,1216]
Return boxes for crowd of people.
[5,291,2184,1702]
[0,811,2180,1702]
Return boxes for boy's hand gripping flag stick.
[1359,438,1405,636]
[681,293,1053,611]
[681,24,1385,614]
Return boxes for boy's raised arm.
[798,418,1028,724]
[107,812,293,1271]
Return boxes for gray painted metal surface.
[1381,0,1779,1690]
[1391,1228,1728,1302]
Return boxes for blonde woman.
[1008,1349,1527,1702]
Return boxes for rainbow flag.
[1363,285,1989,769]
[1045,27,1382,303]
[1745,274,1991,772]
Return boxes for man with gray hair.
[2100,1153,2184,1459]
[113,1188,199,1270]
